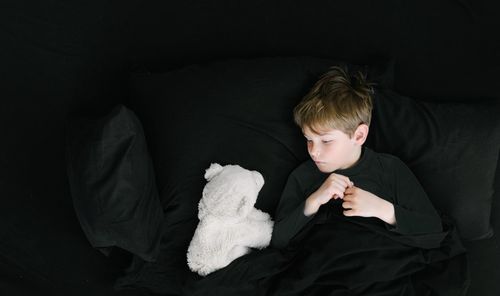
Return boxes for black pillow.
[66,104,164,262]
[366,89,500,240]
[128,57,392,214]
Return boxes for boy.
[271,66,443,249]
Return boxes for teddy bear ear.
[205,163,223,181]
[252,171,265,189]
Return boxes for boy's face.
[303,125,366,173]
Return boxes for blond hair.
[293,66,374,137]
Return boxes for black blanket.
[182,202,469,296]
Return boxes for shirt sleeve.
[270,171,315,249]
[387,158,443,235]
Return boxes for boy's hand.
[304,173,353,216]
[342,186,396,225]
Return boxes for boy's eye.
[322,140,333,144]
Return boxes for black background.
[1,1,499,295]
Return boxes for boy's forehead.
[302,126,343,136]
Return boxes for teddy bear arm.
[238,219,274,249]
[248,208,271,221]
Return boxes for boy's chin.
[314,163,335,173]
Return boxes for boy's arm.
[388,159,443,234]
[341,158,441,235]
[271,173,314,249]
[272,168,353,248]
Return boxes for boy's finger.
[340,175,352,187]
[343,209,355,217]
[342,201,352,209]
[338,179,353,190]
[332,193,343,200]
[344,186,355,194]
[330,173,351,187]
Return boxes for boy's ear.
[353,124,369,145]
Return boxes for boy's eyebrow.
[303,132,334,137]
[315,131,335,136]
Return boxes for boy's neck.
[341,146,363,170]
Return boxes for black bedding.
[181,203,468,296]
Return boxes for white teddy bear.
[186,163,274,276]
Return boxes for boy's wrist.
[378,200,396,225]
[304,196,319,216]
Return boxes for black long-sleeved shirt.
[271,147,443,249]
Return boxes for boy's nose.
[309,146,320,158]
